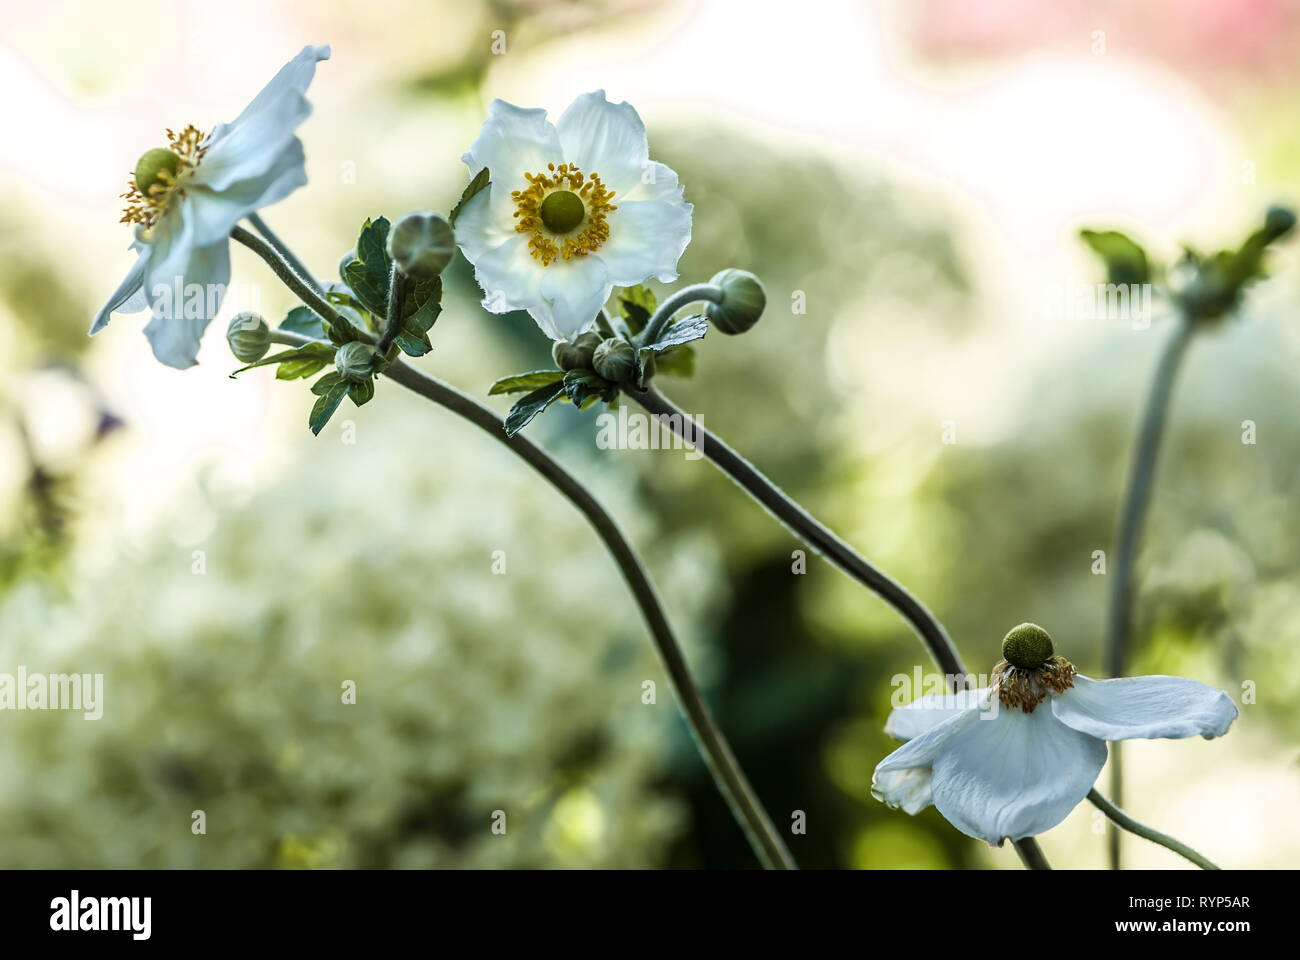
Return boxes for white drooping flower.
[872,623,1237,846]
[91,45,330,369]
[456,91,693,342]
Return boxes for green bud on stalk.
[226,312,270,363]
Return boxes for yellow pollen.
[511,161,616,266]
[991,656,1077,713]
[120,125,209,233]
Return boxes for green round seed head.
[539,190,585,234]
[1001,623,1055,669]
[134,148,182,197]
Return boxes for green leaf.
[230,342,335,378]
[275,359,328,381]
[339,217,394,316]
[655,345,695,379]
[394,275,443,357]
[594,311,617,340]
[279,306,326,339]
[489,370,566,396]
[343,258,389,317]
[644,314,708,352]
[308,373,350,435]
[449,167,490,226]
[562,368,617,410]
[504,380,566,437]
[617,285,657,337]
[348,378,375,407]
[1080,229,1150,286]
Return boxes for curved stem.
[1088,788,1218,870]
[1104,315,1196,869]
[237,232,795,870]
[232,227,345,332]
[638,284,723,346]
[247,213,326,295]
[382,359,796,870]
[626,383,1050,869]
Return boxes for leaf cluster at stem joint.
[492,285,708,437]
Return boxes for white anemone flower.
[873,623,1237,846]
[456,91,693,342]
[91,45,330,369]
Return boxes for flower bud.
[1263,205,1296,244]
[335,341,381,384]
[1001,623,1054,670]
[226,312,271,363]
[592,337,635,382]
[387,212,455,279]
[705,268,766,335]
[552,331,603,371]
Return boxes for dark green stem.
[376,264,407,356]
[231,227,344,331]
[1104,315,1196,869]
[381,359,796,870]
[1088,788,1219,869]
[236,230,795,870]
[247,213,325,295]
[626,383,1050,869]
[638,284,723,346]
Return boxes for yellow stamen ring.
[511,162,616,266]
[120,125,209,233]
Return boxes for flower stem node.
[706,269,766,335]
[134,148,182,199]
[1001,622,1055,669]
[592,337,635,382]
[335,341,382,384]
[552,331,603,371]
[387,212,456,279]
[226,312,271,363]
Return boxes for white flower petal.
[199,45,329,193]
[618,161,687,205]
[90,239,150,334]
[463,99,564,183]
[873,707,982,815]
[597,200,693,286]
[555,90,649,196]
[454,188,515,264]
[142,239,231,369]
[884,687,992,741]
[188,137,308,246]
[538,255,610,341]
[471,234,544,312]
[930,706,1106,845]
[1052,675,1238,741]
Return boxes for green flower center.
[1001,623,1055,670]
[539,190,585,234]
[134,148,183,198]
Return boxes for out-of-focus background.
[1,0,1297,868]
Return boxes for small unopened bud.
[387,212,455,279]
[552,331,603,371]
[592,337,635,382]
[1263,206,1296,244]
[335,341,381,384]
[226,312,270,363]
[705,268,766,335]
[1001,623,1055,670]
